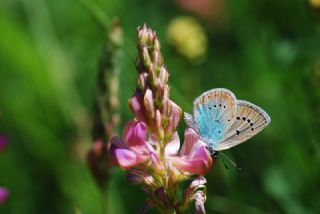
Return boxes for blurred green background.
[1,0,320,213]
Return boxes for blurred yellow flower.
[309,0,320,8]
[167,17,207,62]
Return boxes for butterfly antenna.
[220,155,229,170]
[220,152,242,170]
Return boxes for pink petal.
[114,148,148,170]
[172,143,213,175]
[171,156,211,175]
[179,128,200,156]
[189,145,211,162]
[165,132,180,156]
[123,121,147,153]
[109,137,127,165]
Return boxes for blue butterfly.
[184,88,271,156]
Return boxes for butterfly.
[184,88,271,157]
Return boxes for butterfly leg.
[206,146,219,159]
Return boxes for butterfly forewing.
[193,88,237,147]
[214,100,271,151]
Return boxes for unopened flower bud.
[138,24,149,45]
[159,66,169,84]
[183,176,207,213]
[164,101,182,138]
[152,51,162,68]
[194,191,206,214]
[144,89,155,120]
[129,91,147,123]
[127,169,157,189]
[154,82,165,107]
[148,30,156,45]
[138,73,148,91]
[154,37,160,52]
[142,46,151,69]
[155,110,164,140]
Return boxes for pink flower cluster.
[110,120,213,178]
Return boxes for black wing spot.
[223,105,226,108]
[219,104,222,107]
[236,130,240,135]
[218,131,221,133]
[247,119,251,123]
[236,117,240,120]
[251,128,255,131]
[227,119,230,122]
[209,107,212,110]
[250,123,254,126]
[242,117,246,121]
[214,105,217,107]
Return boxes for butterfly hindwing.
[193,88,237,148]
[214,100,271,151]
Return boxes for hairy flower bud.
[138,73,148,91]
[142,46,151,69]
[164,101,182,139]
[153,37,160,52]
[152,51,162,68]
[138,24,149,45]
[144,89,155,121]
[194,191,206,214]
[155,110,164,140]
[159,66,169,84]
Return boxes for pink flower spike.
[0,136,9,153]
[0,187,9,205]
[123,121,147,153]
